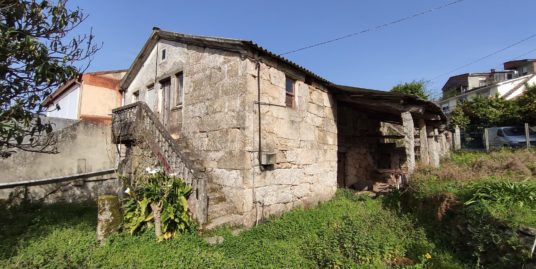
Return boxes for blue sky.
[71,0,536,98]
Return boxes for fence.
[453,123,535,151]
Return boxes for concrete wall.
[467,75,487,90]
[0,121,117,182]
[78,73,124,124]
[0,121,119,202]
[1,173,121,203]
[497,75,536,100]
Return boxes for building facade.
[44,70,126,124]
[113,29,448,229]
[439,60,536,114]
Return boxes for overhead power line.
[279,0,466,56]
[490,47,536,70]
[430,33,536,82]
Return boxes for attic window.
[285,76,295,107]
[132,90,140,103]
[161,49,166,61]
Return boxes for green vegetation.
[390,80,429,100]
[396,149,536,267]
[122,171,193,240]
[0,190,470,268]
[0,0,99,157]
[1,150,534,268]
[450,84,536,130]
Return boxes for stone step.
[208,192,226,205]
[208,183,222,193]
[208,202,236,220]
[204,214,243,230]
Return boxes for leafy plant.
[465,180,536,207]
[0,0,100,158]
[390,80,430,100]
[122,170,193,240]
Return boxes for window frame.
[161,48,167,61]
[285,75,296,108]
[173,72,184,109]
[132,90,140,103]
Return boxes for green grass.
[4,150,533,268]
[0,191,469,269]
[401,149,536,267]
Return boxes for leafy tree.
[449,95,521,131]
[0,0,99,158]
[517,83,536,125]
[449,106,469,129]
[390,80,429,100]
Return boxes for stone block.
[291,184,311,199]
[216,151,251,170]
[269,67,285,87]
[211,168,244,187]
[97,195,122,244]
[256,185,294,206]
[309,89,324,106]
[308,103,325,118]
[299,122,316,141]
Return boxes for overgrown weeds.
[396,149,536,268]
[0,190,470,268]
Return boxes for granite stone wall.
[337,103,382,188]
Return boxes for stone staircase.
[111,102,209,224]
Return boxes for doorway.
[159,79,171,127]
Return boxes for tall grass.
[0,190,469,268]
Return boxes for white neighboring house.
[439,74,536,113]
[46,81,81,120]
[43,70,127,124]
[439,59,536,114]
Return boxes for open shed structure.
[332,85,449,190]
[112,28,449,229]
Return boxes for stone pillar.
[439,132,447,158]
[401,112,415,174]
[418,119,429,166]
[427,126,440,168]
[454,125,461,150]
[444,131,452,157]
[97,195,122,244]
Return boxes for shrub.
[122,170,193,240]
[304,198,434,267]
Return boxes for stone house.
[113,28,448,229]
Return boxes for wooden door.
[160,80,171,127]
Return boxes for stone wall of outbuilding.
[337,103,382,188]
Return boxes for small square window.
[161,49,166,61]
[285,76,295,107]
[132,90,140,103]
